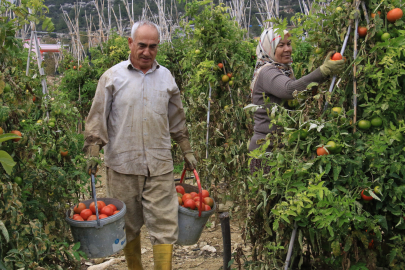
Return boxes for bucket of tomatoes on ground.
[175,169,216,245]
[65,174,127,258]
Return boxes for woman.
[249,27,345,174]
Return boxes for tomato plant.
[241,0,405,268]
[0,1,90,268]
[156,1,255,215]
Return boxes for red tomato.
[371,11,381,18]
[80,209,93,220]
[10,130,22,142]
[90,201,106,214]
[317,147,329,156]
[387,8,403,22]
[99,214,108,219]
[358,26,367,37]
[368,239,374,249]
[190,192,198,199]
[218,63,223,69]
[361,190,373,201]
[182,193,192,202]
[331,52,342,61]
[175,185,185,195]
[72,214,81,219]
[201,190,210,198]
[196,202,205,212]
[87,215,97,221]
[107,204,117,212]
[100,206,114,216]
[74,203,86,214]
[183,199,196,210]
[204,205,211,211]
[113,210,120,215]
[203,197,214,208]
[73,215,84,221]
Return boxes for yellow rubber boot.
[153,244,173,270]
[123,234,143,270]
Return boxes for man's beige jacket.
[84,59,188,176]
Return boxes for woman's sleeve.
[259,66,326,100]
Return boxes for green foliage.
[173,161,185,174]
[292,41,313,79]
[157,1,256,198]
[49,0,405,268]
[0,1,88,268]
[243,0,405,269]
[58,35,129,116]
[349,262,369,270]
[0,133,20,174]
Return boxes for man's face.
[128,25,160,73]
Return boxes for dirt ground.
[79,163,250,270]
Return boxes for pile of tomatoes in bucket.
[70,201,120,221]
[176,186,214,211]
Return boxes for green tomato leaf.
[0,220,9,243]
[0,150,16,175]
[370,192,381,201]
[286,210,297,216]
[0,133,20,143]
[72,242,81,251]
[0,260,7,270]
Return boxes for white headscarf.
[251,27,293,92]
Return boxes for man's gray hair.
[131,21,161,40]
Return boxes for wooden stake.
[108,0,112,35]
[284,222,298,270]
[220,212,232,270]
[206,83,212,160]
[353,3,360,133]
[122,0,134,27]
[361,1,370,25]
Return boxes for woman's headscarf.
[251,27,293,92]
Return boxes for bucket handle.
[180,169,203,217]
[91,173,103,228]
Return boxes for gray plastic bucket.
[175,182,216,245]
[65,198,127,258]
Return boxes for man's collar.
[127,56,160,72]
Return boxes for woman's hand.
[319,51,345,77]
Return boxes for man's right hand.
[184,153,197,171]
[86,159,98,175]
[85,145,100,175]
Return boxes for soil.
[79,162,250,270]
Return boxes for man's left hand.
[184,153,197,171]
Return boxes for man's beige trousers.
[106,168,178,245]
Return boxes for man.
[83,21,197,270]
